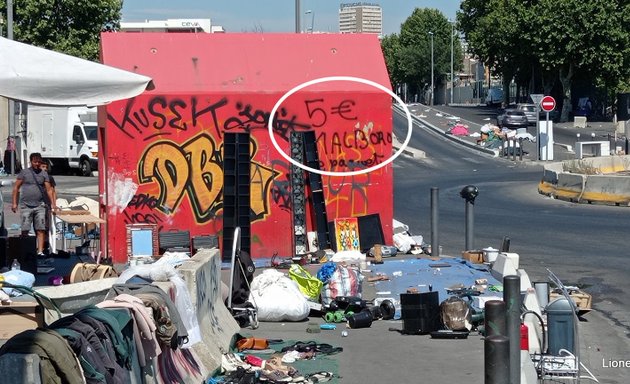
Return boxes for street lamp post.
[450,21,455,105]
[429,32,434,106]
[7,0,15,175]
[295,0,300,33]
[304,10,314,33]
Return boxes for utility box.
[546,297,576,355]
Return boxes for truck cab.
[70,120,98,176]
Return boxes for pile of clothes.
[0,282,201,384]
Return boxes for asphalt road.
[393,108,630,383]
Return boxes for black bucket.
[347,310,373,329]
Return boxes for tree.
[382,8,463,104]
[0,0,123,61]
[459,0,630,121]
[458,0,532,106]
[530,0,630,121]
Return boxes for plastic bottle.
[11,258,21,270]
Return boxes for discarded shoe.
[221,353,252,373]
[305,371,334,383]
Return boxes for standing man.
[39,161,57,255]
[11,153,57,256]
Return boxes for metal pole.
[430,187,439,256]
[465,198,473,251]
[536,105,540,161]
[310,11,315,33]
[484,300,507,337]
[7,0,15,175]
[450,21,454,105]
[429,32,434,106]
[500,236,511,252]
[485,335,510,384]
[545,111,550,161]
[504,275,521,384]
[295,0,300,33]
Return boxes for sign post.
[539,96,556,161]
[530,94,544,160]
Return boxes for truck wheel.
[80,159,92,177]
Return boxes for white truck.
[26,106,98,176]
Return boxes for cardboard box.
[462,250,484,264]
[0,301,45,340]
[550,290,592,311]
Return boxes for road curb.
[395,105,496,156]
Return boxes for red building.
[99,33,393,263]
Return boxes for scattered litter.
[435,113,443,117]
[392,271,403,277]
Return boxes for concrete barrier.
[554,173,585,202]
[581,175,630,205]
[36,277,119,323]
[540,155,630,205]
[177,248,240,376]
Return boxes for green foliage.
[0,0,122,61]
[382,8,464,95]
[458,0,630,114]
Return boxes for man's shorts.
[20,203,48,232]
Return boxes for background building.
[120,18,224,33]
[338,3,382,37]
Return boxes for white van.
[26,106,98,176]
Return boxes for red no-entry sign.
[540,96,556,112]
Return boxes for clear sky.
[121,1,461,35]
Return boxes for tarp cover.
[0,36,153,106]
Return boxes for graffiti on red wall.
[107,94,390,252]
[107,96,312,142]
[134,132,279,224]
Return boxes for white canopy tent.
[0,36,153,106]
[0,36,153,253]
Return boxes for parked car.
[485,88,504,106]
[516,103,538,125]
[497,109,528,129]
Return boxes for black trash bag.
[440,296,472,331]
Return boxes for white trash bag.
[249,269,310,322]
